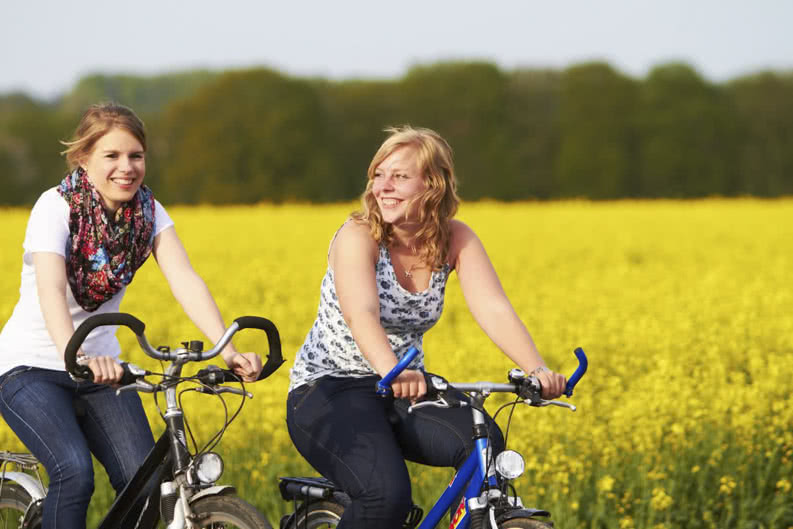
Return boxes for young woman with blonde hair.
[286,125,566,529]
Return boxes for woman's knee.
[47,451,95,495]
[356,478,413,522]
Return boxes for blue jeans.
[0,367,155,529]
[286,375,505,529]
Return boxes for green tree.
[636,62,739,197]
[504,69,561,199]
[157,68,332,204]
[315,78,402,201]
[395,62,513,200]
[726,71,793,196]
[60,71,217,116]
[555,62,639,198]
[0,95,71,205]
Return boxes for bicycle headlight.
[194,452,224,484]
[495,450,525,480]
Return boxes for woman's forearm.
[474,301,546,373]
[167,268,237,360]
[346,309,399,377]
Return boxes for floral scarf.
[57,167,156,312]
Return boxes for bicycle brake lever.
[116,380,157,395]
[196,386,254,399]
[408,398,450,413]
[408,397,468,413]
[217,386,254,398]
[531,399,577,412]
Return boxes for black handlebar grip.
[118,362,140,386]
[64,313,146,380]
[195,367,241,385]
[232,316,285,381]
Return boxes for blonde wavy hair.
[60,102,146,170]
[353,126,460,269]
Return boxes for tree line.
[1,60,792,205]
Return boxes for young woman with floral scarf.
[0,103,263,529]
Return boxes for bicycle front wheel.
[284,500,343,529]
[190,494,272,529]
[0,483,37,529]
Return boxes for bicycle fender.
[187,485,237,504]
[497,507,551,522]
[1,472,46,500]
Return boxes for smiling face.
[80,127,146,213]
[371,145,427,226]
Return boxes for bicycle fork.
[157,362,236,529]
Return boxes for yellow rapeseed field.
[1,199,791,528]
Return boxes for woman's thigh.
[392,392,505,469]
[76,385,154,490]
[286,376,411,498]
[0,368,93,476]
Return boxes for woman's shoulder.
[449,218,474,236]
[448,219,478,247]
[447,219,480,269]
[36,186,66,205]
[328,218,378,266]
[335,217,376,245]
[29,187,68,220]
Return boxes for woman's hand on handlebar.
[83,356,125,385]
[223,351,263,382]
[391,369,427,402]
[534,368,567,399]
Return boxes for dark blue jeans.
[286,375,505,529]
[0,367,155,529]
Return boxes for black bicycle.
[0,311,285,529]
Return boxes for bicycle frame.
[97,360,230,529]
[67,312,281,529]
[281,346,587,529]
[374,346,586,529]
[1,312,282,529]
[418,427,491,529]
[97,429,170,528]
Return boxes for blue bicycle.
[278,347,588,529]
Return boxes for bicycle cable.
[182,375,247,456]
[492,395,523,449]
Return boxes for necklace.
[404,262,424,278]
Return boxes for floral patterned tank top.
[288,244,451,392]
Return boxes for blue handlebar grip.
[563,347,588,397]
[376,347,420,396]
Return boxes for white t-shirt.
[0,187,174,376]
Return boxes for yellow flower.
[597,475,616,493]
[650,487,673,511]
[719,476,737,496]
[619,516,634,529]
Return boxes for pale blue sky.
[2,0,791,100]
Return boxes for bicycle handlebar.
[564,347,588,397]
[65,312,284,383]
[232,316,285,381]
[375,346,420,395]
[64,313,146,381]
[376,346,589,399]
